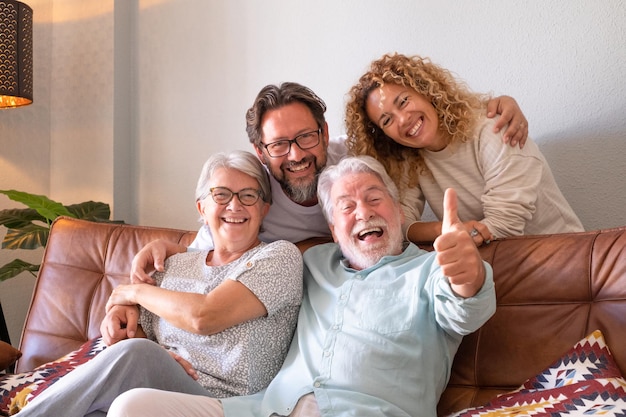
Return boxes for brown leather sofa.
[7,217,626,416]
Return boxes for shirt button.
[324,350,331,357]
[314,382,321,388]
[333,325,339,330]
[246,261,253,268]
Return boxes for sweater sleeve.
[475,120,546,238]
[400,170,427,239]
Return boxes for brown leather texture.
[13,217,626,416]
[438,226,626,416]
[15,217,196,373]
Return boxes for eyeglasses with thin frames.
[208,187,262,206]
[261,128,322,158]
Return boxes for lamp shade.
[0,0,32,108]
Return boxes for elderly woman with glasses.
[17,150,303,417]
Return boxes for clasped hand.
[100,284,143,344]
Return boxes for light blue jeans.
[17,338,210,417]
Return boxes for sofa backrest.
[438,225,626,416]
[15,217,196,373]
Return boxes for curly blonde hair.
[345,53,489,191]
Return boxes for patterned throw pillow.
[0,337,107,416]
[450,330,626,416]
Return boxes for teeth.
[358,227,383,238]
[408,118,423,136]
[287,161,310,172]
[224,218,246,224]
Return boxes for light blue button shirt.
[222,242,495,417]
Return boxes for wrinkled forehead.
[331,171,387,201]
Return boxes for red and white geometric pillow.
[450,330,626,416]
[0,337,107,416]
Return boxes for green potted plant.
[0,189,114,282]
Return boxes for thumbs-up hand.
[434,188,486,298]
[440,187,462,235]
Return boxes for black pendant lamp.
[0,0,33,108]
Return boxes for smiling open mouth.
[358,227,383,240]
[285,159,312,173]
[408,117,423,136]
[223,218,247,224]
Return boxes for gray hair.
[317,155,399,224]
[195,150,271,204]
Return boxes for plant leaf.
[0,190,75,222]
[1,224,49,249]
[0,208,47,229]
[0,259,39,282]
[65,201,111,221]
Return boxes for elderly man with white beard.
[109,155,496,417]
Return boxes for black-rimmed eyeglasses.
[261,128,322,158]
[208,187,262,206]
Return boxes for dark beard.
[279,175,319,204]
[262,152,324,205]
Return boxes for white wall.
[0,0,625,345]
[135,0,626,232]
[49,1,115,208]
